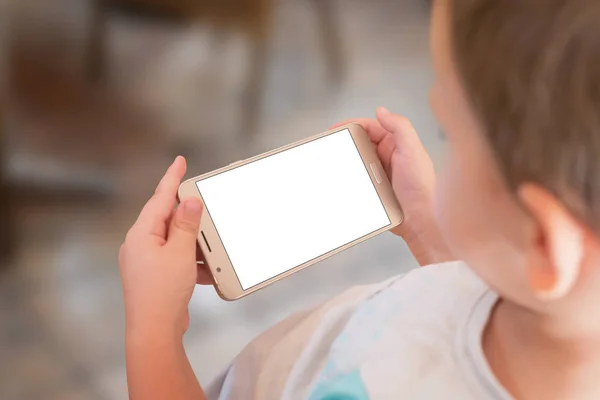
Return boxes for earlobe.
[526,239,559,297]
[518,184,584,300]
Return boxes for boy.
[118,0,600,398]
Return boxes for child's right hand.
[332,107,453,265]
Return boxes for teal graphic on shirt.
[308,369,369,400]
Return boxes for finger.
[196,243,206,264]
[183,308,190,332]
[377,133,396,177]
[328,118,367,130]
[196,264,213,285]
[167,197,203,251]
[195,242,212,284]
[376,107,422,150]
[329,118,390,144]
[135,156,187,239]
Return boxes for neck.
[484,299,600,400]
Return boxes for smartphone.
[178,123,403,300]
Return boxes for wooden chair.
[85,0,344,137]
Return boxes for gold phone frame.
[178,123,403,301]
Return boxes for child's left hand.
[119,156,206,338]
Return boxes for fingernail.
[184,199,203,214]
[378,106,390,116]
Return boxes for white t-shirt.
[205,261,514,399]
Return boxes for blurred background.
[0,0,442,398]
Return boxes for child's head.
[429,0,600,319]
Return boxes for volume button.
[369,162,383,183]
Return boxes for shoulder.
[284,261,490,399]
[385,260,488,307]
[298,262,491,399]
[333,260,487,339]
[311,261,487,341]
[342,261,488,346]
[400,260,486,291]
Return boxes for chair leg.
[0,182,15,266]
[85,0,108,83]
[0,118,15,266]
[241,26,268,139]
[311,0,345,87]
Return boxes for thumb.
[376,106,421,149]
[168,198,203,249]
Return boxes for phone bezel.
[178,123,403,300]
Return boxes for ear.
[518,184,585,300]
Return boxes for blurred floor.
[0,0,440,399]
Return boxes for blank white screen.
[196,129,390,290]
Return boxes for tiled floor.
[1,0,440,398]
